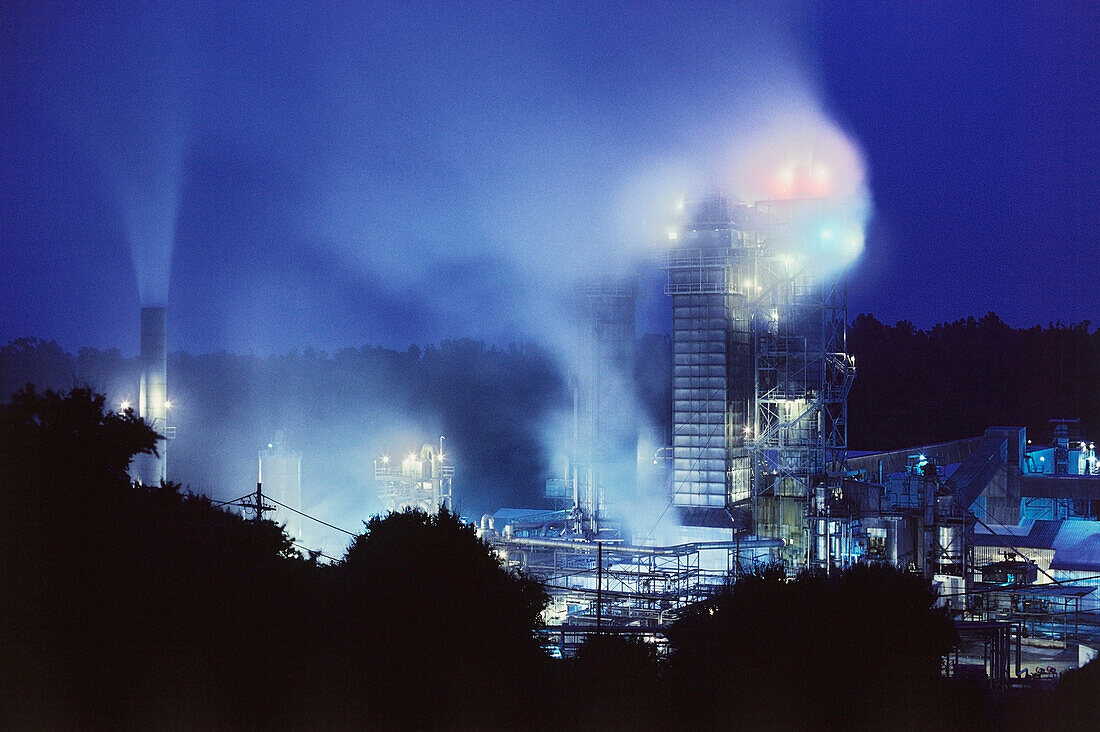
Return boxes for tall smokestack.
[136,306,168,485]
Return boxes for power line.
[211,492,255,508]
[266,496,357,537]
[291,541,341,563]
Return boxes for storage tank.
[260,438,303,541]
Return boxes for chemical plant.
[461,189,862,631]
[375,441,453,515]
[125,175,1100,683]
[392,185,1098,683]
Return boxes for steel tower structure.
[663,194,855,564]
[750,199,855,562]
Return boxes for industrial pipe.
[497,535,784,556]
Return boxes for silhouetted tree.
[0,387,314,727]
[333,507,550,727]
[569,632,660,728]
[664,564,958,730]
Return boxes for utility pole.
[234,453,274,523]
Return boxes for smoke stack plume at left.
[134,306,168,485]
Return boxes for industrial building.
[478,189,860,627]
[661,193,856,565]
[476,186,1100,682]
[375,440,453,514]
[567,277,638,537]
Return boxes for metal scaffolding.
[751,199,855,563]
[491,534,783,627]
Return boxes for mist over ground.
[0,336,671,555]
[6,314,1100,555]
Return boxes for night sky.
[2,1,1097,356]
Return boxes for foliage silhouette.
[568,632,660,729]
[664,564,959,730]
[335,507,550,727]
[848,313,1100,448]
[0,388,556,727]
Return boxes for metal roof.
[1051,534,1100,572]
[947,435,1009,508]
[975,520,1063,549]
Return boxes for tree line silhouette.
[848,313,1100,449]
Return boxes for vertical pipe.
[596,541,603,631]
[572,377,580,518]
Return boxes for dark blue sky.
[2,1,1096,355]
